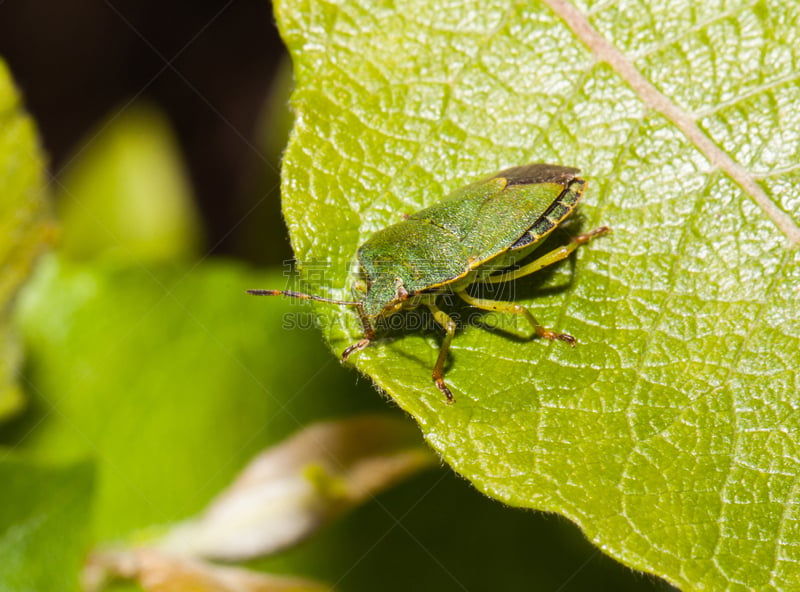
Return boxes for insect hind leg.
[484,226,610,285]
[457,290,575,345]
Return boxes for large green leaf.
[0,59,51,422]
[0,456,94,592]
[274,0,800,589]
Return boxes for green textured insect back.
[249,164,609,403]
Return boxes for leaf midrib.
[543,0,800,246]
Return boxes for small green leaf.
[274,0,800,589]
[0,59,52,422]
[56,103,202,263]
[0,456,95,592]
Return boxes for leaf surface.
[273,0,800,589]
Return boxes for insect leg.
[341,303,375,361]
[484,226,610,284]
[457,289,575,345]
[425,301,456,404]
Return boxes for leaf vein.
[542,0,800,246]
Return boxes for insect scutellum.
[248,163,610,404]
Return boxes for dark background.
[0,0,287,261]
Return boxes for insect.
[249,164,609,403]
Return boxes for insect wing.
[408,164,583,267]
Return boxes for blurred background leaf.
[274,0,800,590]
[9,256,389,540]
[157,415,437,562]
[0,457,94,592]
[56,104,202,263]
[0,59,52,422]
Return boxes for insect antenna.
[248,289,374,346]
[246,289,361,307]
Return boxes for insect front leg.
[484,226,610,285]
[457,290,575,345]
[425,301,457,404]
[341,303,376,361]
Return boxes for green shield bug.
[249,163,609,403]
